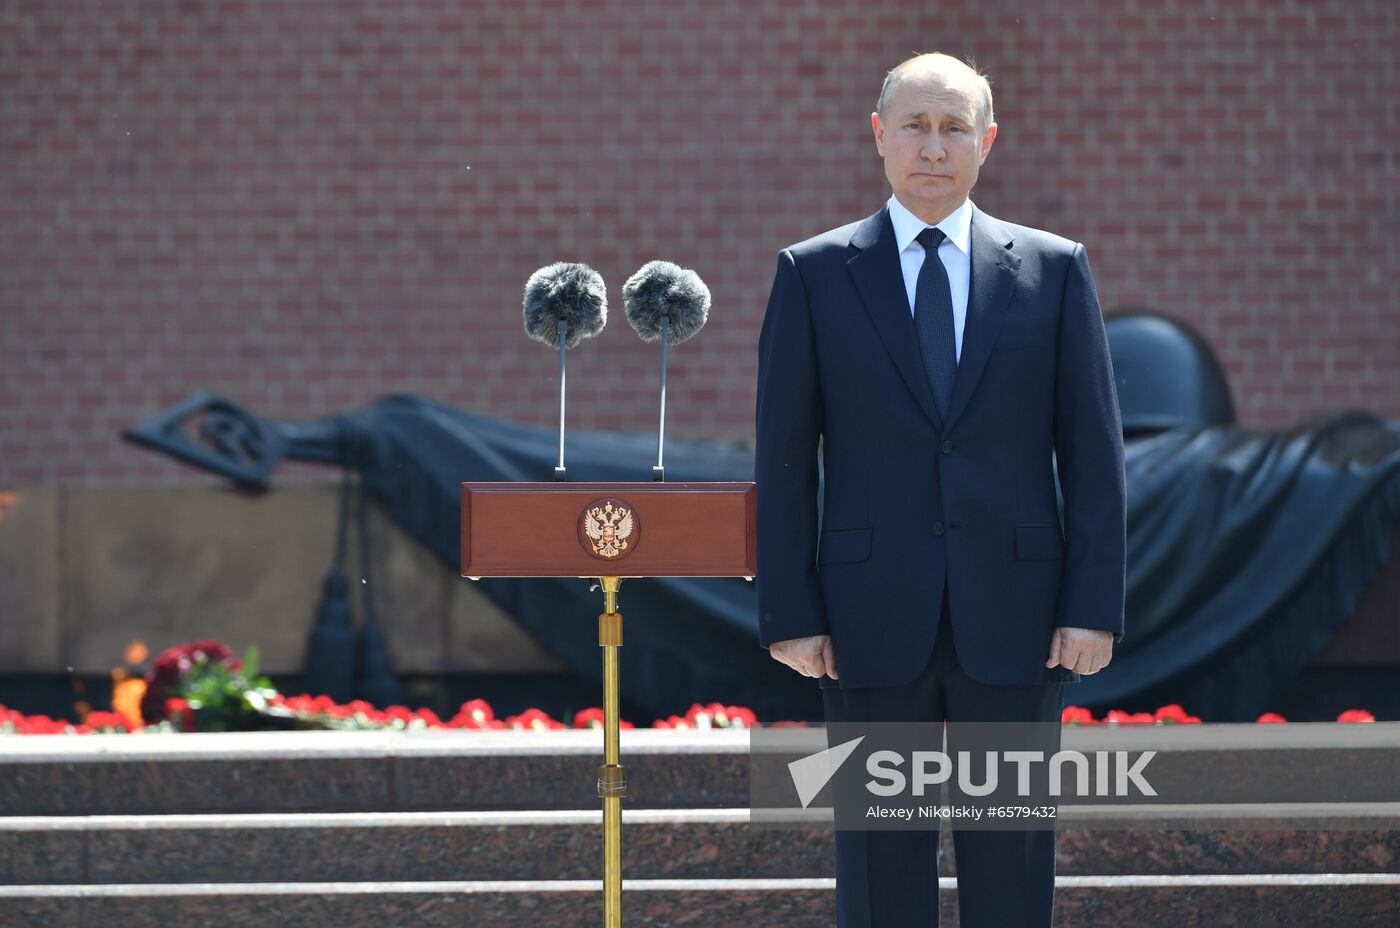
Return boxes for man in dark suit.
[755,53,1126,926]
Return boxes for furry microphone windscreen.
[522,262,608,348]
[621,260,711,345]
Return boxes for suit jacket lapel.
[941,204,1021,434]
[846,206,944,431]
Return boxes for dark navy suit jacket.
[755,202,1126,688]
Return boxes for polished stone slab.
[6,725,1400,817]
[0,487,62,674]
[5,806,1399,886]
[42,486,560,677]
[2,875,1398,927]
[0,819,85,885]
[0,809,827,884]
[0,730,752,815]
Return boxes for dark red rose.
[140,640,240,722]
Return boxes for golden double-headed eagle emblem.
[582,500,635,559]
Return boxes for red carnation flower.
[1153,704,1188,722]
[1337,709,1375,723]
[722,706,757,728]
[458,698,495,722]
[82,710,130,732]
[572,707,606,729]
[507,707,564,730]
[163,697,196,732]
[1105,709,1156,725]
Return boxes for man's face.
[872,69,997,224]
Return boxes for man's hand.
[1045,626,1114,675]
[769,634,839,681]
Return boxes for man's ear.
[978,122,998,164]
[871,112,885,156]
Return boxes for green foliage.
[176,646,279,733]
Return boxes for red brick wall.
[3,0,1396,485]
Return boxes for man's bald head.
[876,53,994,136]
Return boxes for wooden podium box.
[460,481,756,579]
[459,478,758,928]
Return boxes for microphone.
[621,260,711,481]
[523,262,607,480]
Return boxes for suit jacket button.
[941,440,953,454]
[933,522,945,536]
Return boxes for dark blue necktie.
[914,227,957,419]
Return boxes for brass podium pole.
[596,576,626,927]
[460,483,755,925]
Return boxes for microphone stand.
[653,313,668,482]
[556,318,568,481]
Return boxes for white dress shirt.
[886,194,972,364]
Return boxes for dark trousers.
[820,578,1064,927]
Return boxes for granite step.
[0,730,753,816]
[0,809,827,885]
[3,874,1399,927]
[7,724,1400,817]
[4,805,1397,885]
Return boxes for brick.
[1,0,1398,486]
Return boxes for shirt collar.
[887,194,973,256]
